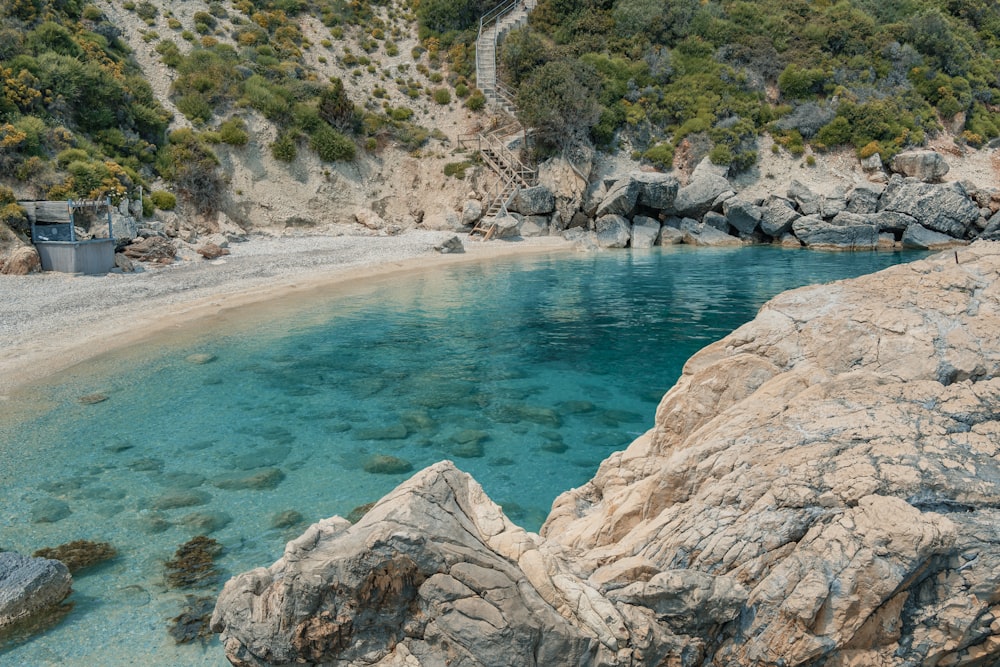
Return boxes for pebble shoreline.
[0,231,569,395]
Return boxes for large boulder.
[422,211,466,232]
[461,199,483,226]
[722,197,761,235]
[792,213,878,249]
[595,177,639,218]
[0,552,72,629]
[901,223,968,250]
[673,173,731,219]
[518,216,549,237]
[216,244,1000,667]
[759,196,800,238]
[510,186,555,216]
[491,214,521,239]
[682,224,742,247]
[846,183,884,214]
[880,180,979,238]
[0,245,41,275]
[630,216,661,248]
[890,150,950,182]
[787,180,820,215]
[633,172,680,211]
[594,214,631,248]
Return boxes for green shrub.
[271,133,297,161]
[389,106,413,121]
[142,195,154,216]
[432,88,451,105]
[464,91,485,111]
[135,2,158,21]
[56,148,90,167]
[455,83,469,98]
[150,190,177,210]
[177,93,213,124]
[443,161,471,178]
[642,142,674,169]
[218,117,249,146]
[310,125,355,161]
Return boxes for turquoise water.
[0,245,926,665]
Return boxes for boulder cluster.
[485,151,1000,251]
[213,243,1000,666]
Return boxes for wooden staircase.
[461,0,538,237]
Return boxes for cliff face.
[213,242,1000,666]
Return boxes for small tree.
[516,59,602,153]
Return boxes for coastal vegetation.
[484,0,1000,164]
[2,0,999,216]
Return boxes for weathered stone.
[33,540,116,573]
[630,216,660,248]
[492,214,521,239]
[773,102,836,137]
[792,213,878,249]
[594,214,631,248]
[433,235,465,254]
[114,252,136,272]
[1,245,41,275]
[846,183,884,214]
[759,196,800,237]
[890,150,950,182]
[123,236,175,263]
[861,152,883,173]
[722,197,761,234]
[595,177,639,218]
[818,187,847,219]
[461,199,483,225]
[674,173,731,219]
[871,210,916,233]
[185,353,216,365]
[0,552,72,630]
[31,498,71,523]
[633,172,679,211]
[787,179,819,215]
[682,224,742,246]
[197,243,229,260]
[422,211,465,232]
[703,211,729,232]
[510,186,555,216]
[658,227,684,245]
[880,180,979,238]
[518,216,549,237]
[901,223,968,250]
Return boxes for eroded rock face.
[215,243,1000,667]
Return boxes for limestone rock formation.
[890,150,950,182]
[0,551,72,629]
[214,243,1000,667]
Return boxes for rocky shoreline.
[479,150,1000,251]
[213,241,1000,666]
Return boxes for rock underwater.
[213,241,1000,667]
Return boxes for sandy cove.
[0,231,571,397]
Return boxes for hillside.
[1,0,999,262]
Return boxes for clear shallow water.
[0,245,926,665]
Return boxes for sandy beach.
[0,231,571,396]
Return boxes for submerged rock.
[362,455,413,475]
[215,243,1000,667]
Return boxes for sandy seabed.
[0,231,571,397]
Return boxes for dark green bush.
[218,117,249,146]
[310,124,355,162]
[271,133,297,161]
[150,190,177,210]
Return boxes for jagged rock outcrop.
[214,243,1000,667]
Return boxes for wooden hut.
[19,198,116,275]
